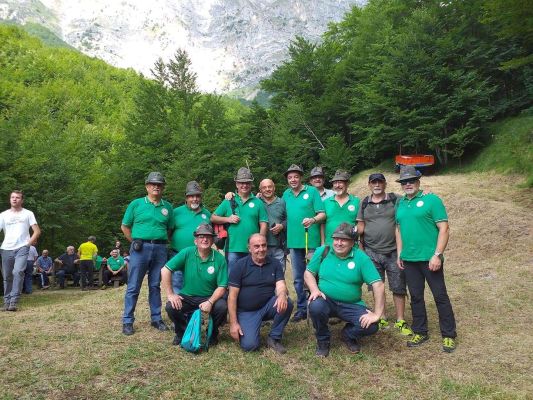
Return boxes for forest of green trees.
[0,0,531,254]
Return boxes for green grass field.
[1,170,532,399]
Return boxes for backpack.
[360,193,397,217]
[180,309,213,353]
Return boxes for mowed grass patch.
[1,171,532,399]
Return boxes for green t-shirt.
[282,185,324,249]
[213,194,268,253]
[107,256,125,271]
[395,191,448,261]
[170,205,211,251]
[307,245,381,306]
[323,194,360,246]
[94,255,103,271]
[122,197,174,241]
[165,246,228,297]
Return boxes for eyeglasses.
[400,179,419,185]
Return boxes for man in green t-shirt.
[305,223,385,357]
[102,249,127,287]
[170,181,211,293]
[395,166,457,353]
[162,223,228,346]
[211,167,268,275]
[121,172,174,336]
[282,164,325,322]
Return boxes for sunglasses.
[400,178,419,185]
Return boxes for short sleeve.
[122,200,135,226]
[274,259,285,281]
[228,257,243,288]
[257,200,269,223]
[214,200,231,217]
[358,251,381,285]
[217,255,229,288]
[312,189,325,213]
[27,210,37,226]
[165,248,188,272]
[431,196,448,223]
[307,245,326,275]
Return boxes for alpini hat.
[310,166,325,178]
[331,222,358,240]
[145,171,166,185]
[396,166,421,183]
[234,167,254,183]
[331,170,351,182]
[185,181,202,196]
[193,223,216,237]
[284,164,304,177]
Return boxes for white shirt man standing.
[0,190,41,311]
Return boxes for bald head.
[259,178,276,201]
[248,234,267,265]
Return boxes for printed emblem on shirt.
[416,201,424,208]
[201,214,207,219]
[303,193,309,200]
[161,208,169,216]
[347,261,355,269]
[348,205,356,211]
[249,203,255,208]
[207,266,215,274]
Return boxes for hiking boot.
[151,320,169,331]
[291,312,307,323]
[442,337,456,353]
[341,333,361,354]
[378,318,389,330]
[266,336,287,354]
[172,334,183,346]
[407,334,429,348]
[122,323,134,336]
[315,341,330,357]
[394,320,413,336]
[7,304,17,312]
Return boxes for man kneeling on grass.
[304,222,385,357]
[162,223,228,347]
[228,234,293,353]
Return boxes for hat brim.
[145,180,165,184]
[186,191,202,196]
[331,234,356,240]
[284,170,303,177]
[331,178,349,182]
[395,176,420,183]
[234,178,254,183]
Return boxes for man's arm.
[395,225,404,270]
[303,211,325,228]
[228,286,243,342]
[273,280,289,313]
[161,267,183,309]
[357,221,365,250]
[320,224,325,246]
[28,224,41,246]
[198,286,226,313]
[304,270,326,301]
[259,221,268,236]
[210,214,240,225]
[429,221,449,271]
[121,224,133,243]
[360,280,385,328]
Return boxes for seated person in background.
[93,255,106,286]
[228,234,293,354]
[55,246,80,289]
[304,222,385,357]
[35,249,53,289]
[162,223,228,346]
[102,249,127,288]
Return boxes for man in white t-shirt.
[0,191,41,311]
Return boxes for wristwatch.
[434,251,442,257]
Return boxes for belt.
[136,239,167,244]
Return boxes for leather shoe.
[266,336,287,354]
[315,341,330,357]
[341,331,361,354]
[172,334,183,346]
[122,323,134,336]
[151,320,169,331]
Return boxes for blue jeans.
[168,250,183,294]
[227,252,248,277]
[123,242,167,324]
[309,297,379,342]
[55,270,79,288]
[2,246,30,306]
[289,248,309,315]
[39,270,51,287]
[23,260,34,293]
[267,247,286,272]
[238,295,294,351]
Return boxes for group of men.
[119,164,456,355]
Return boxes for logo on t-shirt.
[416,201,424,208]
[303,193,309,200]
[347,261,355,269]
[207,266,215,274]
[348,205,356,211]
[161,208,169,216]
[201,214,207,219]
[249,202,255,208]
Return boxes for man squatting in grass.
[357,173,414,336]
[282,164,325,323]
[305,222,385,357]
[0,190,41,312]
[395,166,457,352]
[121,172,174,336]
[163,223,228,346]
[169,180,211,294]
[228,233,293,353]
[211,167,268,275]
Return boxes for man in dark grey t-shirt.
[356,173,413,336]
